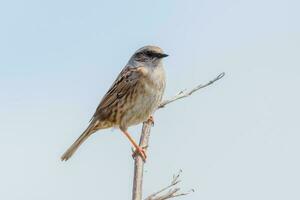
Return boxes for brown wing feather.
[91,66,143,121]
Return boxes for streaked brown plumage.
[61,46,168,161]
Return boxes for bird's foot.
[132,145,148,162]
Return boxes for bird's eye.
[145,51,153,57]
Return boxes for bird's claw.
[131,145,148,162]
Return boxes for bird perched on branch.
[61,45,168,161]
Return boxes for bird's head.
[130,45,168,66]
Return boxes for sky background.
[0,0,299,199]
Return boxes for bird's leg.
[147,115,154,126]
[121,130,147,161]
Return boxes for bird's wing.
[91,66,144,120]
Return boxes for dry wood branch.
[158,72,225,109]
[145,170,194,200]
[132,119,153,200]
[132,72,225,200]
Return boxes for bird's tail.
[61,121,98,161]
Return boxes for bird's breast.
[120,66,165,128]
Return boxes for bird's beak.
[157,53,169,58]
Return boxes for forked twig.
[145,170,194,200]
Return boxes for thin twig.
[145,170,194,200]
[158,72,225,109]
[146,170,182,199]
[132,72,225,200]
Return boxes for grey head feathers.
[128,45,168,66]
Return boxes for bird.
[61,45,168,161]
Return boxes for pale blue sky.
[0,0,299,199]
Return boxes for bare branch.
[146,170,182,199]
[132,72,225,200]
[158,72,225,109]
[145,170,194,200]
[132,119,153,200]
